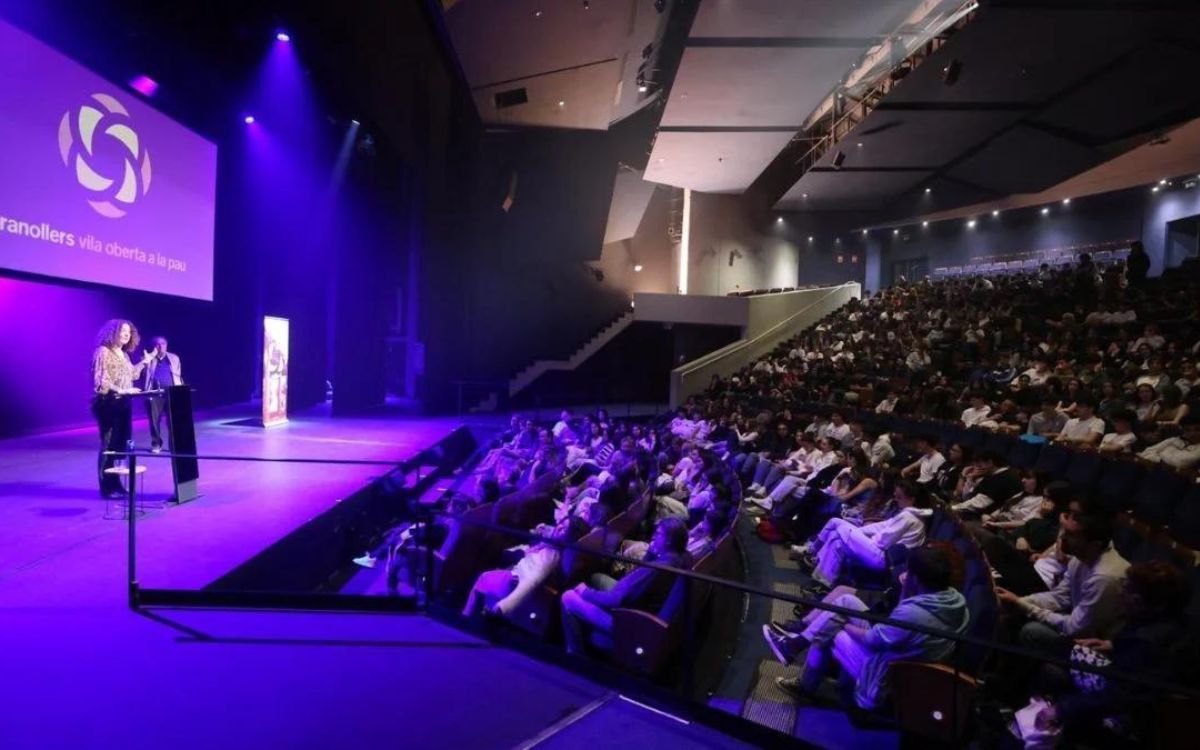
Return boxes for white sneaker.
[748,496,773,510]
[352,552,377,568]
[790,543,810,556]
[746,483,762,495]
[754,485,770,498]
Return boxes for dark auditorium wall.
[869,184,1200,291]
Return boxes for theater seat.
[433,502,496,599]
[1063,451,1103,490]
[1132,468,1190,526]
[1170,485,1200,548]
[888,661,978,744]
[1006,439,1041,470]
[1095,460,1146,514]
[1033,444,1071,478]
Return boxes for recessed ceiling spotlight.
[808,235,814,242]
[1062,198,1071,205]
[922,221,929,227]
[801,193,808,199]
[1152,186,1160,193]
[243,114,255,124]
[534,9,543,17]
[967,219,977,228]
[862,229,868,235]
[633,264,643,272]
[924,187,932,194]
[637,84,648,93]
[1159,179,1168,186]
[557,100,565,107]
[776,217,784,224]
[856,142,863,148]
[992,209,1000,217]
[275,31,290,42]
[892,229,899,235]
[1041,207,1050,215]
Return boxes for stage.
[0,403,495,597]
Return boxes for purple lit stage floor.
[0,404,480,594]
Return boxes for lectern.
[134,386,200,503]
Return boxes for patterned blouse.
[92,346,146,395]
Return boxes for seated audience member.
[765,546,970,713]
[1027,397,1068,441]
[875,391,898,414]
[950,452,1022,518]
[997,514,1130,655]
[979,470,1045,527]
[1053,398,1105,447]
[929,442,970,503]
[747,432,811,496]
[973,490,1068,596]
[1027,561,1199,745]
[1136,417,1200,470]
[749,438,838,511]
[867,430,895,468]
[796,479,932,592]
[1097,409,1138,454]
[961,392,993,427]
[1016,358,1052,388]
[1145,383,1190,429]
[560,517,689,655]
[462,515,591,618]
[899,434,945,486]
[620,507,727,565]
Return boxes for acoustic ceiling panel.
[812,110,1025,169]
[471,61,622,131]
[645,130,795,193]
[777,169,934,209]
[690,0,916,39]
[663,47,865,128]
[947,124,1099,196]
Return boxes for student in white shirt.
[875,392,898,414]
[1137,420,1200,470]
[1054,399,1105,447]
[960,393,992,428]
[1015,358,1052,387]
[821,412,852,446]
[1097,410,1138,454]
[900,435,945,485]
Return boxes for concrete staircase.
[470,312,635,412]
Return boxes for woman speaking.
[91,319,154,497]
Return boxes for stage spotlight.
[128,74,158,97]
[808,236,814,242]
[893,228,899,235]
[967,219,976,228]
[862,229,868,235]
[776,217,784,224]
[558,100,566,107]
[922,221,929,227]
[276,31,290,42]
[924,187,932,194]
[633,264,643,272]
[1152,186,1160,193]
[1041,207,1050,215]
[832,151,846,169]
[1062,198,1071,205]
[992,209,1000,217]
[1159,179,1167,186]
[942,59,962,86]
[351,119,360,126]
[243,114,256,124]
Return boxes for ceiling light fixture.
[1062,198,1071,205]
[967,219,976,228]
[633,264,643,272]
[1041,207,1050,215]
[992,209,1000,217]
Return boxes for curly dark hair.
[94,318,140,353]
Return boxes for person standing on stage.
[141,336,183,453]
[91,319,154,497]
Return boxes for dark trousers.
[973,527,1049,597]
[91,395,132,494]
[146,393,168,449]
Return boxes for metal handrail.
[674,282,859,377]
[433,506,1200,699]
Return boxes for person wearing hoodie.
[765,545,970,711]
[797,479,933,592]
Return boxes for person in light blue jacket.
[767,545,970,711]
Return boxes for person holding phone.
[90,318,154,497]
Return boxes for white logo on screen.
[57,93,152,219]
